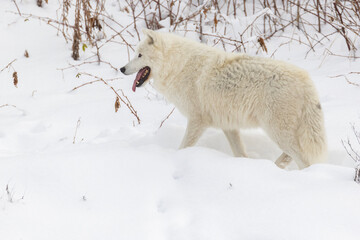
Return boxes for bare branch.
[0,59,17,73]
[159,107,175,129]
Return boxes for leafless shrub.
[342,124,360,184]
[115,0,360,56]
[12,1,360,64]
[58,0,105,60]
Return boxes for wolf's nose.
[120,67,126,73]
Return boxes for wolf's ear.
[142,29,157,45]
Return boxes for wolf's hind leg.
[179,119,206,149]
[223,129,248,157]
[275,152,293,169]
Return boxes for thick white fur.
[122,29,327,169]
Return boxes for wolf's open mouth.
[132,66,151,92]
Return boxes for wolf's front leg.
[179,119,206,149]
[223,129,248,157]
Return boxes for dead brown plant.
[72,0,81,60]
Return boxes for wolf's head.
[120,29,164,92]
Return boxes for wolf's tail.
[297,94,327,165]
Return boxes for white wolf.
[121,29,327,169]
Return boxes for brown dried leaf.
[258,37,268,53]
[13,72,18,88]
[115,96,120,112]
[214,14,218,28]
[24,50,29,58]
[203,8,208,17]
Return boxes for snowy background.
[1,0,360,239]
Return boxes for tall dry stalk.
[81,0,93,45]
[72,0,81,60]
[61,0,71,42]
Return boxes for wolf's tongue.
[132,69,145,92]
[132,77,138,92]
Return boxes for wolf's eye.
[138,54,142,58]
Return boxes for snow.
[1,1,360,240]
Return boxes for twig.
[71,79,102,91]
[77,72,140,124]
[342,127,360,184]
[0,59,17,73]
[0,104,16,109]
[0,104,26,115]
[58,59,119,72]
[12,0,21,16]
[342,139,359,162]
[70,78,119,92]
[333,1,351,51]
[329,72,360,87]
[125,0,140,41]
[159,107,175,129]
[73,117,81,144]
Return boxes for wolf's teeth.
[136,81,139,84]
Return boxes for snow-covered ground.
[1,1,360,240]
